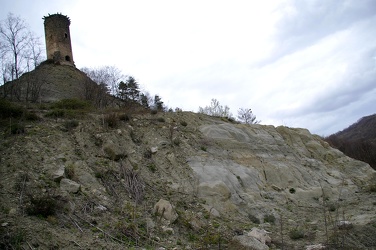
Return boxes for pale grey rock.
[60,178,80,193]
[153,199,178,223]
[202,204,220,217]
[146,218,155,230]
[51,165,65,182]
[338,220,353,229]
[248,228,271,245]
[151,147,158,154]
[231,235,269,250]
[103,140,126,161]
[161,226,174,234]
[306,244,326,250]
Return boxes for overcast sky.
[1,0,376,136]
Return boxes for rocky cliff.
[0,109,375,249]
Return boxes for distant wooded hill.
[325,114,376,170]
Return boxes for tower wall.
[43,14,74,66]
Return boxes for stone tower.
[43,13,75,66]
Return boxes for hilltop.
[0,62,98,103]
[0,98,375,249]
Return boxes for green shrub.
[10,123,25,134]
[26,195,58,217]
[25,112,40,121]
[105,113,118,128]
[157,117,165,122]
[0,99,24,119]
[51,98,91,110]
[150,109,158,115]
[289,188,296,194]
[263,214,276,224]
[180,121,188,126]
[63,120,79,130]
[289,228,304,240]
[328,203,336,212]
[173,137,181,146]
[147,164,156,173]
[369,184,376,192]
[248,214,261,224]
[45,109,65,118]
[143,149,152,159]
[119,113,130,121]
[0,227,25,249]
[65,165,75,179]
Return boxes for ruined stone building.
[43,13,75,66]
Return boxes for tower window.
[65,56,71,61]
[64,33,68,38]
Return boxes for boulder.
[248,227,271,245]
[51,165,65,182]
[230,235,269,250]
[103,140,126,161]
[153,199,178,223]
[306,244,326,250]
[151,146,158,154]
[60,178,80,193]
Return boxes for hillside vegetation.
[325,114,376,170]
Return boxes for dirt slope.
[0,109,375,249]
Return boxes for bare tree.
[25,33,43,70]
[0,13,44,86]
[81,66,124,97]
[198,98,232,118]
[0,13,29,80]
[237,108,260,124]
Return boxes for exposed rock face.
[188,123,375,223]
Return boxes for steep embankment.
[0,110,375,249]
[0,63,95,102]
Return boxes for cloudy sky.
[1,0,376,135]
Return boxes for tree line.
[81,66,165,111]
[325,135,376,170]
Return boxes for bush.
[51,98,91,110]
[150,109,158,115]
[10,123,25,134]
[248,214,260,224]
[25,112,40,121]
[289,188,296,194]
[147,164,156,173]
[119,113,130,121]
[0,99,24,119]
[180,121,188,127]
[105,113,118,128]
[263,214,276,224]
[65,165,75,179]
[289,228,304,240]
[63,120,79,130]
[45,109,65,118]
[26,195,58,217]
[0,227,25,249]
[143,149,152,159]
[157,117,165,122]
